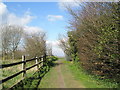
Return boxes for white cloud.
[0,2,64,56]
[46,40,65,57]
[58,0,80,10]
[53,46,65,57]
[59,0,79,2]
[24,26,43,34]
[0,2,35,26]
[47,15,63,21]
[59,0,118,2]
[0,2,8,24]
[7,10,35,26]
[0,2,43,34]
[7,13,33,25]
[0,2,8,15]
[58,0,119,9]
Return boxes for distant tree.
[14,49,26,59]
[9,25,23,60]
[0,25,12,59]
[0,25,23,60]
[24,32,46,59]
[58,35,71,61]
[46,43,52,56]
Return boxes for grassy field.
[1,59,39,89]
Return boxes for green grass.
[58,57,65,61]
[1,59,39,89]
[67,61,118,88]
[39,59,84,88]
[61,60,85,88]
[2,56,55,89]
[38,61,60,88]
[12,65,50,89]
[2,58,118,88]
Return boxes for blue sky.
[1,2,69,56]
[5,2,68,41]
[1,1,119,56]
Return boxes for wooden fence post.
[41,56,43,67]
[43,54,46,67]
[36,57,39,70]
[39,57,41,68]
[22,55,26,78]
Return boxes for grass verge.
[66,61,118,88]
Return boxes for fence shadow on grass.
[9,58,59,89]
[48,60,63,68]
[10,65,49,89]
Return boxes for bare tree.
[0,25,11,59]
[0,25,23,60]
[58,34,71,61]
[9,25,23,60]
[46,43,52,56]
[24,32,46,59]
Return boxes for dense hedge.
[47,56,58,67]
[66,2,120,82]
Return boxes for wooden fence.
[0,55,46,85]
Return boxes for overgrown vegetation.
[67,61,118,88]
[59,1,120,88]
[47,56,58,68]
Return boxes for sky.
[0,0,118,57]
[4,2,69,39]
[0,2,71,57]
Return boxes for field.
[1,59,39,88]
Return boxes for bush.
[66,2,120,82]
[47,56,58,67]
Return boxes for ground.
[38,59,85,88]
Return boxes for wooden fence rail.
[0,55,45,84]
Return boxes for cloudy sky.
[0,0,118,56]
[0,2,72,57]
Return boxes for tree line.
[59,2,120,83]
[0,24,50,60]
